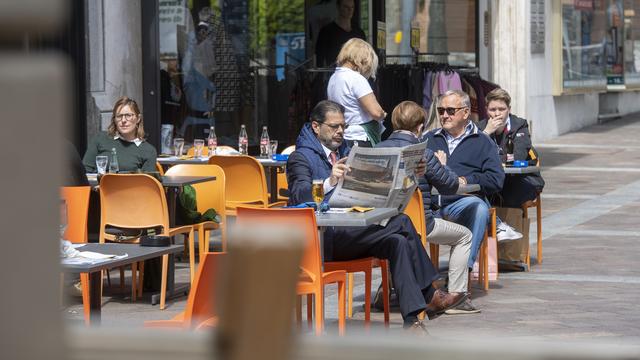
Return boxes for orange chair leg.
[119,267,125,289]
[536,196,542,264]
[337,281,346,336]
[364,269,371,328]
[381,261,390,327]
[314,292,324,335]
[523,206,532,269]
[160,254,168,310]
[429,243,440,268]
[80,273,91,326]
[347,273,353,318]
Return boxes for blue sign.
[275,32,305,81]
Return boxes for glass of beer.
[312,179,324,214]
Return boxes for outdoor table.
[503,165,541,175]
[157,155,287,203]
[61,243,183,325]
[315,208,399,262]
[432,183,481,195]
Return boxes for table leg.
[149,187,189,306]
[269,167,279,203]
[88,271,102,326]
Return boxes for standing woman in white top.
[327,38,387,147]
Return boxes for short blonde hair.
[108,96,145,139]
[391,101,426,132]
[485,88,511,108]
[336,38,378,79]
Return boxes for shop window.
[157,0,304,152]
[385,0,477,67]
[623,0,640,86]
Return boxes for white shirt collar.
[320,143,334,161]
[114,135,143,147]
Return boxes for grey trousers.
[428,218,472,293]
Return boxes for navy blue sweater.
[377,131,459,233]
[423,123,504,208]
[287,122,351,205]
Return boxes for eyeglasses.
[116,113,136,121]
[318,122,348,131]
[436,107,467,116]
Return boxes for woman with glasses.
[82,96,158,173]
[327,38,387,147]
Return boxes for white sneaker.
[496,222,523,242]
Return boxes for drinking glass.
[312,179,324,214]
[269,140,278,157]
[193,139,205,158]
[95,155,108,175]
[173,137,185,157]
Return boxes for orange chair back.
[236,207,320,281]
[184,252,224,328]
[165,164,227,238]
[403,189,427,248]
[61,186,91,244]
[208,155,269,207]
[98,174,169,243]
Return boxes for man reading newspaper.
[287,100,467,334]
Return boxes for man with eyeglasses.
[423,90,504,303]
[287,100,468,335]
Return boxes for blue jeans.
[440,196,490,268]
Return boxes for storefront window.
[561,1,607,88]
[385,0,477,67]
[157,0,304,152]
[623,0,640,85]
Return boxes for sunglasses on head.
[436,107,467,116]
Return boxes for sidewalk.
[64,113,640,340]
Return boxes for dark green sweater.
[82,132,157,173]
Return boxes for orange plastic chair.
[236,207,346,335]
[281,145,296,155]
[165,164,227,254]
[155,161,165,176]
[60,186,92,325]
[208,155,286,216]
[145,252,224,330]
[522,157,542,267]
[99,174,195,309]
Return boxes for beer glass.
[173,138,185,157]
[193,139,205,158]
[312,179,324,214]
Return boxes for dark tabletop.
[61,243,183,273]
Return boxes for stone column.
[86,0,143,141]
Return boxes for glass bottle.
[238,124,248,155]
[505,136,514,164]
[109,148,119,173]
[259,125,270,158]
[207,126,217,155]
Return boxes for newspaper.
[328,142,427,212]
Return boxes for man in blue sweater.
[287,100,467,334]
[423,90,505,272]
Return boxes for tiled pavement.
[64,113,640,341]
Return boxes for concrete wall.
[85,0,143,141]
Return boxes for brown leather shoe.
[425,289,468,319]
[404,320,429,336]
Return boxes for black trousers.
[325,214,439,318]
[492,175,540,208]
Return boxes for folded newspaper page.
[328,142,427,212]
